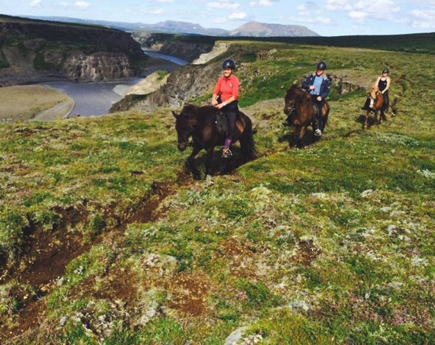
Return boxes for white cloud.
[74,1,90,10]
[207,1,239,10]
[249,0,273,6]
[326,0,351,11]
[229,11,247,20]
[410,9,435,28]
[296,4,310,16]
[30,0,42,8]
[348,11,366,22]
[151,8,165,15]
[157,0,174,3]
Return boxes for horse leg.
[364,110,370,129]
[186,147,202,180]
[291,127,299,147]
[204,147,215,178]
[298,126,307,147]
[374,110,379,125]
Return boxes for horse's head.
[368,87,381,100]
[284,84,299,115]
[172,105,196,152]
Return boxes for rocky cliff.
[0,16,148,85]
[110,42,362,114]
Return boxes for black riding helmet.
[316,61,327,70]
[222,58,236,69]
[382,68,389,74]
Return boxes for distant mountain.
[26,17,228,36]
[139,20,228,36]
[229,21,319,37]
[26,16,319,37]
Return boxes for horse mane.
[177,103,217,131]
[177,104,199,132]
[287,84,310,105]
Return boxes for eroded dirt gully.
[0,171,191,341]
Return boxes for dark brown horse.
[283,84,330,147]
[364,87,385,128]
[172,104,256,179]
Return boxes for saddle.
[312,103,320,118]
[215,110,241,135]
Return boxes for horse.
[172,103,256,179]
[283,83,330,148]
[363,87,385,129]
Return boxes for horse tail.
[240,114,257,161]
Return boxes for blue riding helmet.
[222,59,236,69]
[316,61,327,70]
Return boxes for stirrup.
[222,148,232,158]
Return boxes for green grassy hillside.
[0,38,434,344]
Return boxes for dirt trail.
[32,98,75,121]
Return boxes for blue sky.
[1,0,435,36]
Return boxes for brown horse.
[283,83,330,147]
[364,87,385,128]
[172,104,256,179]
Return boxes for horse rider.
[212,58,240,158]
[362,68,391,113]
[302,61,331,137]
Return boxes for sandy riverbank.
[0,85,74,122]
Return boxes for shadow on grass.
[278,126,320,148]
[182,146,251,179]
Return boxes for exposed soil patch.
[294,239,322,266]
[0,177,179,341]
[165,272,212,316]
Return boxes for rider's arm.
[212,78,222,106]
[319,78,331,99]
[383,77,391,93]
[301,75,311,91]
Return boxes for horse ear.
[172,111,178,118]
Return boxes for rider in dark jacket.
[302,61,331,136]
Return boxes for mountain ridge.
[26,15,319,37]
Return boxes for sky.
[1,0,435,37]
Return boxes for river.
[42,51,188,117]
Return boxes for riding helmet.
[382,68,389,74]
[222,59,236,70]
[316,61,327,70]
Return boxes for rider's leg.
[313,99,323,136]
[383,92,389,112]
[223,110,236,157]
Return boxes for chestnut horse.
[364,87,385,128]
[283,84,330,147]
[173,104,256,179]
